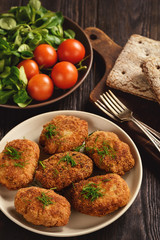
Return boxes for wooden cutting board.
[84,27,160,165]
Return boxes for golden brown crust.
[39,115,88,154]
[70,173,130,216]
[35,151,93,191]
[0,139,40,190]
[85,131,135,175]
[14,186,71,227]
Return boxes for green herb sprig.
[4,146,29,168]
[81,182,104,202]
[5,146,21,160]
[101,178,111,182]
[14,161,28,168]
[39,160,46,169]
[44,124,58,139]
[74,142,85,152]
[86,140,116,161]
[97,141,116,161]
[58,153,77,167]
[53,169,59,177]
[37,192,54,208]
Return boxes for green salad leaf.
[0,66,31,106]
[29,0,41,11]
[0,17,17,30]
[0,0,75,107]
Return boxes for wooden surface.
[84,27,160,164]
[0,0,160,240]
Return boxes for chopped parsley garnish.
[85,146,95,154]
[14,161,28,168]
[44,124,58,139]
[74,142,85,152]
[5,146,21,160]
[39,160,46,169]
[50,187,57,190]
[37,192,54,208]
[87,141,116,161]
[0,163,6,167]
[95,136,99,143]
[3,147,28,168]
[88,131,96,136]
[58,153,77,167]
[81,182,104,202]
[100,178,111,182]
[53,169,59,176]
[97,141,116,161]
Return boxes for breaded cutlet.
[85,131,135,175]
[0,139,40,189]
[35,151,93,190]
[70,173,130,216]
[39,115,88,154]
[14,186,71,227]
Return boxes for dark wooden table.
[0,0,160,239]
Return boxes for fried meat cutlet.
[70,173,130,216]
[0,139,40,190]
[85,131,135,175]
[39,115,88,155]
[14,186,71,227]
[35,151,93,191]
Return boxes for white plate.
[0,110,142,237]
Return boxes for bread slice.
[106,34,159,101]
[142,57,160,104]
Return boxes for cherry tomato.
[51,61,78,89]
[17,59,39,80]
[57,39,85,64]
[27,74,54,101]
[34,44,57,68]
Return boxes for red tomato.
[51,61,78,89]
[34,44,57,68]
[57,39,85,64]
[27,74,54,101]
[17,59,39,80]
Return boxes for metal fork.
[95,90,160,152]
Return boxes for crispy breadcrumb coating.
[85,131,135,175]
[14,186,71,227]
[70,173,130,216]
[39,115,88,154]
[35,151,93,190]
[0,139,40,190]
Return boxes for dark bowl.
[0,16,93,109]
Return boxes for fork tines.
[101,91,127,114]
[95,90,126,120]
[95,90,160,152]
[95,99,117,120]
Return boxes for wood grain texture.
[85,28,160,163]
[0,1,160,240]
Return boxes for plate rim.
[0,110,143,237]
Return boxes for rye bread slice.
[106,34,158,101]
[142,57,160,104]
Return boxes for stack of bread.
[106,34,160,104]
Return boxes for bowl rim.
[0,16,93,109]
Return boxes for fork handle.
[138,120,160,139]
[131,117,160,152]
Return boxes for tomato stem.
[77,65,87,71]
[76,55,90,71]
